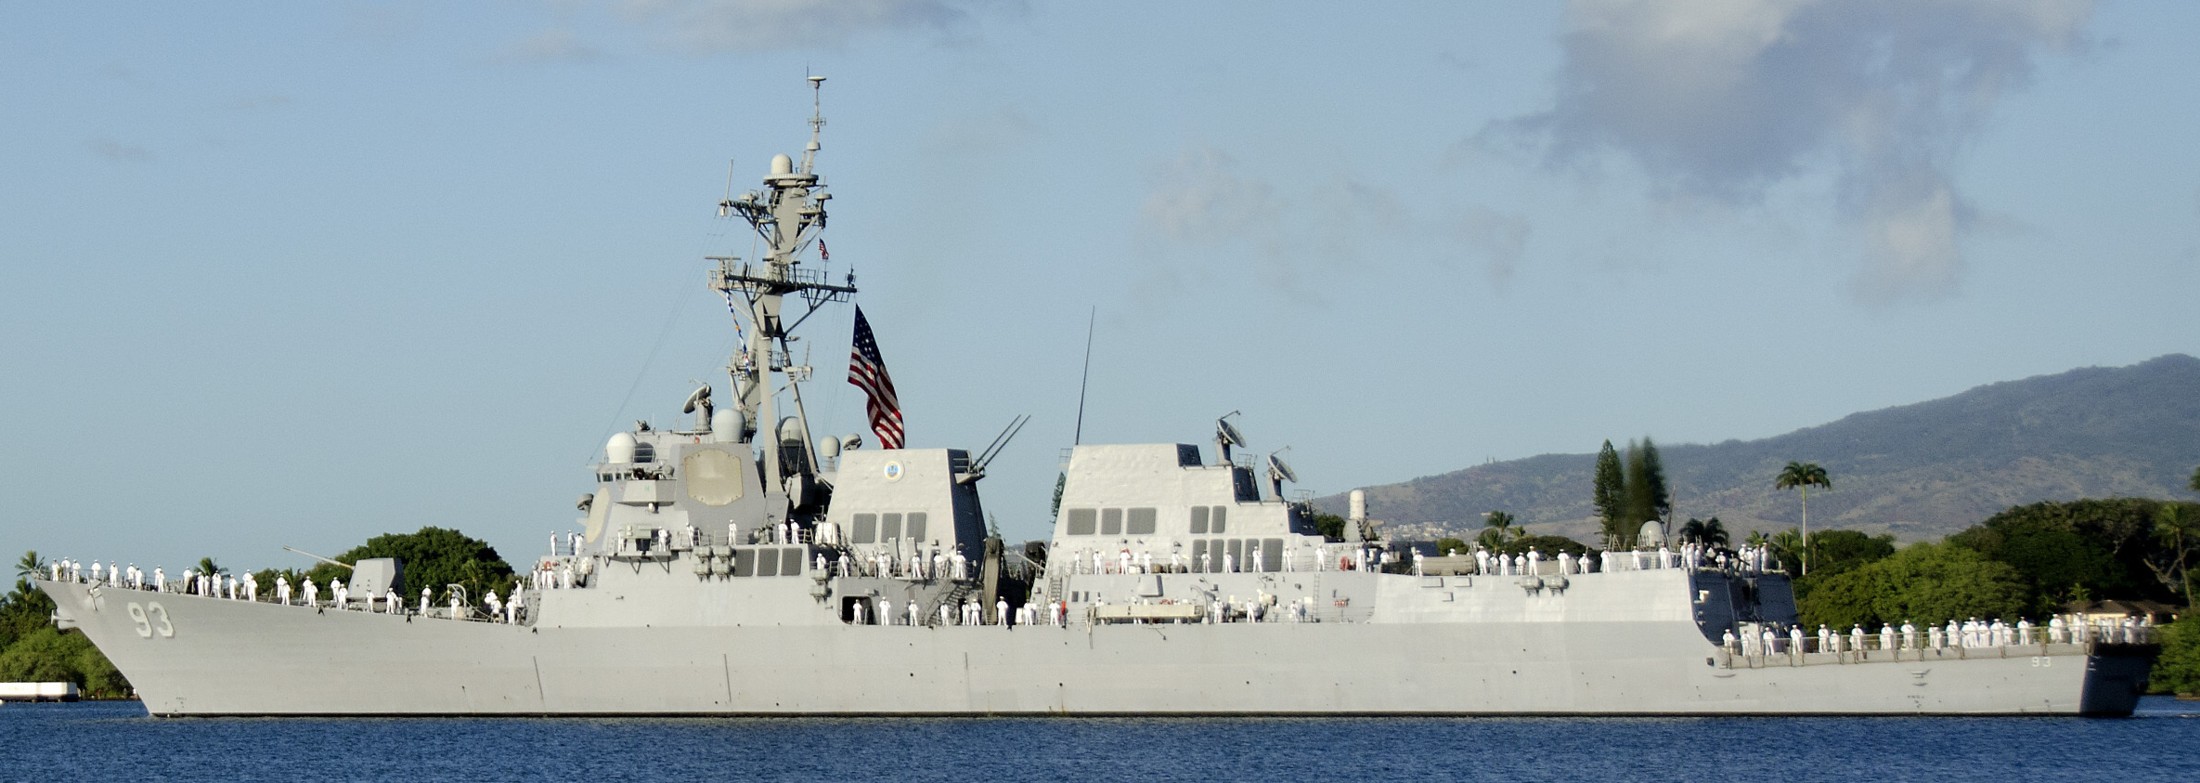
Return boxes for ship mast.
[712,75,855,524]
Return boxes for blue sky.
[5,1,2195,573]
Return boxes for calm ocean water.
[4,698,2195,782]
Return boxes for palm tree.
[1680,517,1730,548]
[1774,462,1832,575]
[16,550,43,581]
[196,557,222,577]
[1477,511,1520,551]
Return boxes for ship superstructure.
[36,79,2156,716]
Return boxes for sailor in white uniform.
[276,575,291,606]
[303,578,318,606]
[420,587,432,614]
[996,598,1011,628]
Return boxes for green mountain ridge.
[1325,354,2200,544]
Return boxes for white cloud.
[1141,147,1281,246]
[614,0,1019,52]
[87,138,152,162]
[1500,0,2093,303]
[494,29,606,64]
[1455,206,1531,287]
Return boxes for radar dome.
[770,154,794,175]
[709,409,743,443]
[1637,520,1667,549]
[777,416,805,443]
[606,432,637,464]
[818,435,842,459]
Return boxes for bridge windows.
[1063,507,1159,536]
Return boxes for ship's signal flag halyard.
[848,306,903,449]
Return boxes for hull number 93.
[127,602,175,639]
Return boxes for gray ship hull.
[40,575,2149,717]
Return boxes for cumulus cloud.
[1142,147,1282,246]
[1454,206,1531,287]
[87,138,152,162]
[1135,147,1432,303]
[494,29,606,64]
[615,0,1018,52]
[1498,0,2093,303]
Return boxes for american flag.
[847,306,902,449]
[818,238,829,262]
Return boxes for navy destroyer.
[36,79,2156,716]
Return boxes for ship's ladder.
[918,581,976,627]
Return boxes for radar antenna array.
[1214,411,1247,466]
[1266,448,1298,498]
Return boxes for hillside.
[1324,354,2200,544]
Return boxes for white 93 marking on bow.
[128,602,175,639]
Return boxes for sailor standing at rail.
[276,575,291,606]
[486,590,503,622]
[449,592,463,619]
[1788,626,1804,656]
[997,598,1010,628]
[510,588,525,623]
[244,574,257,602]
[879,598,893,626]
[300,578,317,606]
[333,580,350,609]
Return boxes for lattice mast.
[711,76,856,520]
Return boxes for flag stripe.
[847,305,902,449]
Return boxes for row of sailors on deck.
[834,549,971,581]
[531,562,579,590]
[847,594,1319,628]
[1058,545,1401,576]
[50,557,537,624]
[1722,615,2158,656]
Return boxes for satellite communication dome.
[770,154,794,175]
[709,409,743,443]
[818,435,842,459]
[606,432,637,464]
[1637,520,1667,549]
[777,416,805,443]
